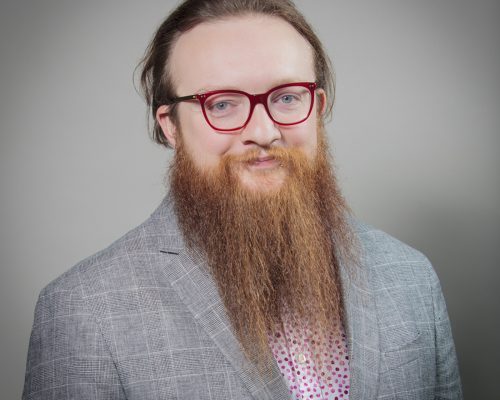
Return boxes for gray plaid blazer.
[23,196,462,399]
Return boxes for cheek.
[281,117,318,158]
[180,115,236,168]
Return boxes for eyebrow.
[194,78,311,95]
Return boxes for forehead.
[169,15,315,94]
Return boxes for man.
[23,0,462,399]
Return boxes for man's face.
[157,15,324,192]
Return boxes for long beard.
[170,129,356,366]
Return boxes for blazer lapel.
[161,247,290,400]
[341,259,381,400]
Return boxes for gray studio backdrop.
[1,1,499,398]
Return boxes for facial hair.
[169,127,357,367]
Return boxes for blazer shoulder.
[350,219,436,288]
[40,197,183,299]
[352,219,430,266]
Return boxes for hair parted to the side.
[139,0,335,148]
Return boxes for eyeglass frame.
[164,81,318,132]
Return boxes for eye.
[271,92,301,106]
[205,93,245,115]
[206,100,234,114]
[280,94,296,104]
[213,102,229,111]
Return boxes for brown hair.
[139,0,335,148]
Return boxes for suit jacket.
[23,196,462,399]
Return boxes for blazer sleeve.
[430,267,463,399]
[22,284,126,399]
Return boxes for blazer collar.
[153,196,380,400]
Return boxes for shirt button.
[296,353,306,364]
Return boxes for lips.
[247,154,279,168]
[255,155,275,163]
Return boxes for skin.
[156,15,326,191]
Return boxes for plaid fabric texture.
[23,196,462,399]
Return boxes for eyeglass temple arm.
[166,94,198,105]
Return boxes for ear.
[316,89,328,116]
[156,105,178,148]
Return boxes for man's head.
[139,0,355,367]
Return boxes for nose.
[240,104,281,147]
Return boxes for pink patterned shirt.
[269,317,350,399]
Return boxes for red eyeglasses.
[166,82,317,132]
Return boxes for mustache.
[222,147,303,165]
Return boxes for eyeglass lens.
[203,85,312,130]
